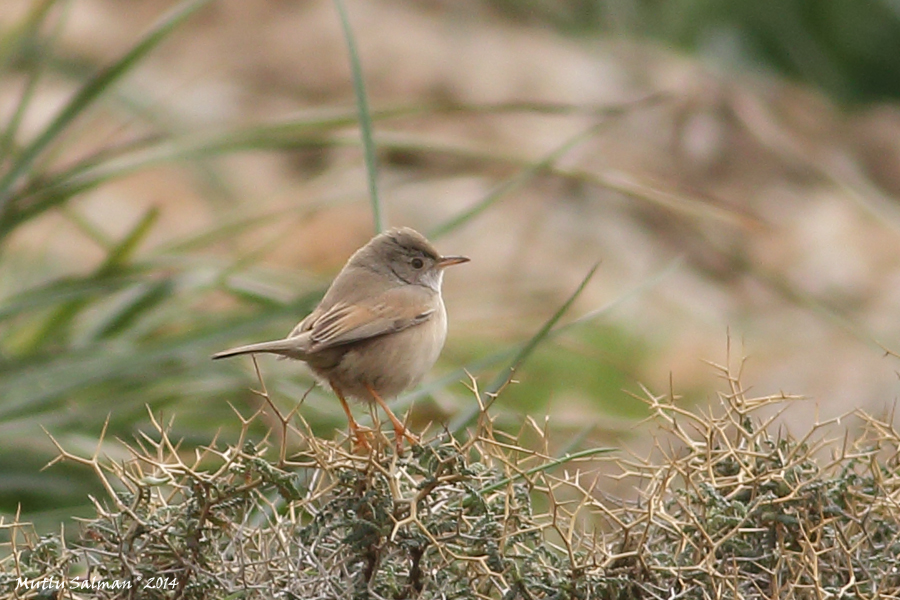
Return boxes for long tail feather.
[211,338,304,360]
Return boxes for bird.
[212,227,469,447]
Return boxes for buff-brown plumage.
[212,227,468,446]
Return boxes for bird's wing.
[288,310,317,339]
[303,287,436,351]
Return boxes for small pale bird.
[212,227,469,447]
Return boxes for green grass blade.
[448,263,599,434]
[479,446,615,495]
[1,97,671,237]
[0,0,68,162]
[0,274,145,322]
[0,0,58,70]
[14,206,159,351]
[485,263,599,397]
[96,206,160,274]
[0,131,338,237]
[89,279,175,341]
[390,255,683,430]
[382,257,678,431]
[429,122,603,240]
[0,0,214,212]
[333,0,383,233]
[0,302,313,422]
[0,99,674,238]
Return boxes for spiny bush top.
[3,362,900,599]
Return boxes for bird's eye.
[411,258,424,269]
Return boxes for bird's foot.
[349,424,375,453]
[365,384,419,452]
[392,423,419,453]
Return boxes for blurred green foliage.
[492,0,900,104]
[454,323,648,418]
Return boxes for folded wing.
[292,286,436,352]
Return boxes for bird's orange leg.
[331,381,370,450]
[366,384,419,447]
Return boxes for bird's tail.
[211,338,305,360]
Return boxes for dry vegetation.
[3,354,900,599]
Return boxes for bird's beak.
[437,255,470,268]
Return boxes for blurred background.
[3,0,900,532]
